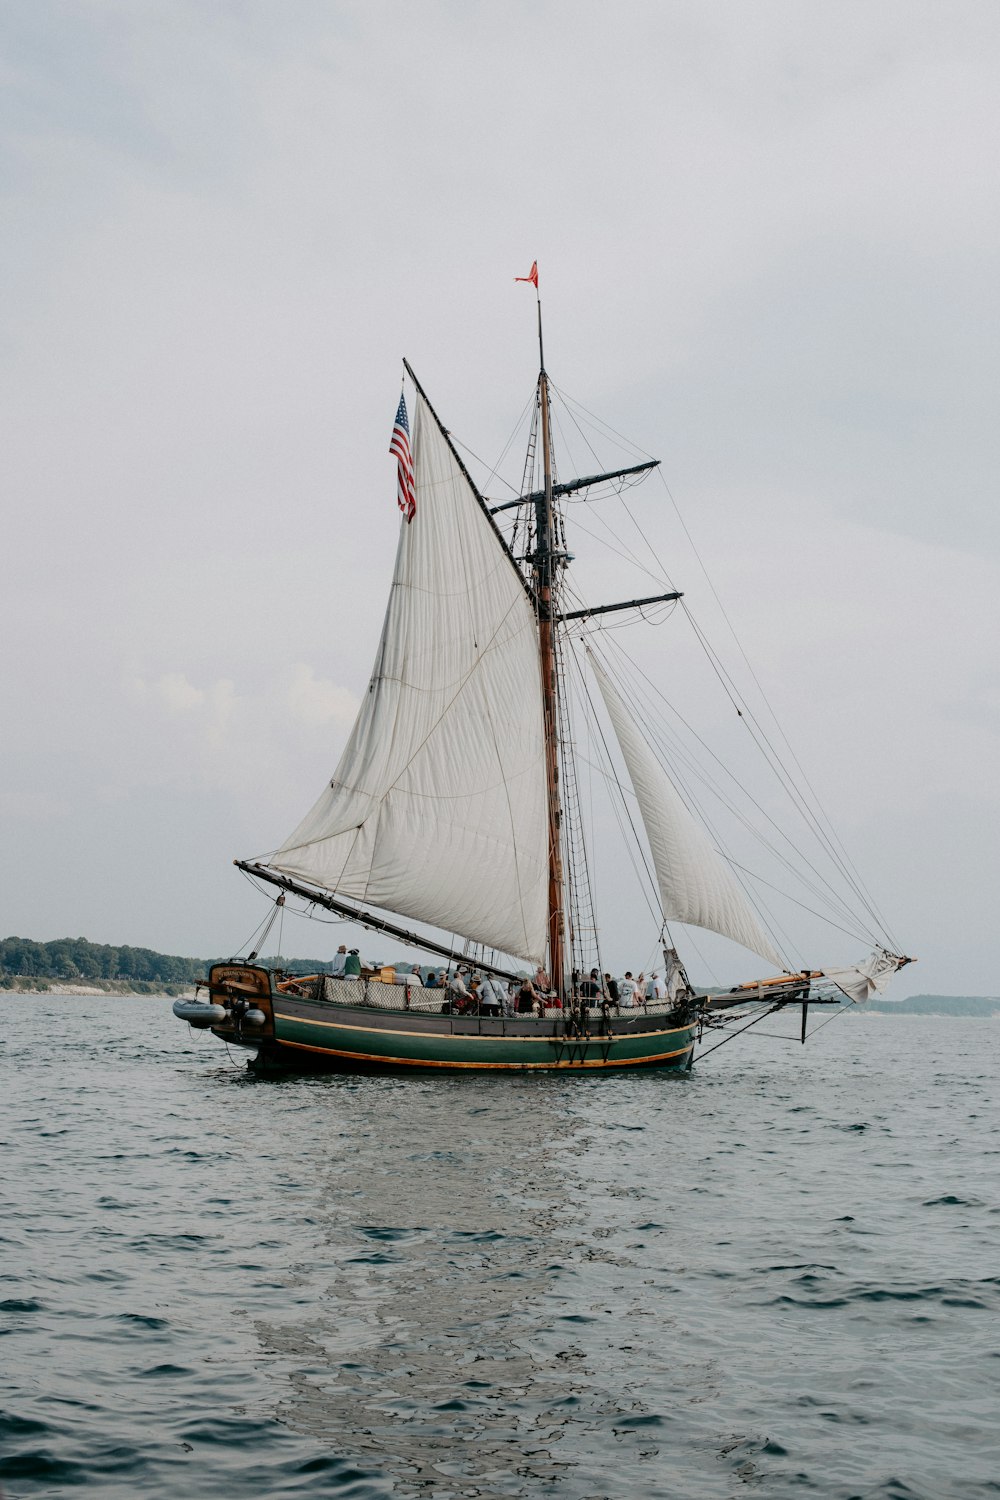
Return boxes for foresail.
[589,653,785,970]
[264,390,549,964]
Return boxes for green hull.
[263,998,695,1073]
[198,968,697,1075]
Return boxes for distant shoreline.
[1,980,195,999]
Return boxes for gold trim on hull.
[273,1009,686,1044]
[273,1037,694,1070]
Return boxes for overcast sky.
[3,0,997,997]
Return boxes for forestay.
[589,652,786,971]
[264,392,549,963]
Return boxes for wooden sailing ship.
[174,273,910,1072]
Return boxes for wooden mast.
[530,274,567,999]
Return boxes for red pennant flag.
[514,260,538,288]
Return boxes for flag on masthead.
[515,260,539,288]
[389,393,416,522]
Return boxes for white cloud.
[146,671,206,715]
[285,664,359,729]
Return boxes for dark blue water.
[2,998,998,1498]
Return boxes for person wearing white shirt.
[619,972,638,1007]
[330,945,348,978]
[478,975,502,1015]
[447,969,469,1001]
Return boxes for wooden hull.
[199,967,696,1074]
[265,996,694,1072]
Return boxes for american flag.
[389,393,416,523]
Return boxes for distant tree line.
[0,936,341,989]
[0,936,205,986]
[867,994,999,1017]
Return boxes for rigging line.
[564,513,676,588]
[575,636,604,977]
[543,430,665,586]
[451,390,537,498]
[587,639,815,966]
[704,1025,808,1041]
[229,886,284,959]
[563,604,682,637]
[723,859,875,946]
[558,573,681,636]
[549,382,654,462]
[615,486,678,590]
[567,646,721,992]
[585,637,804,968]
[556,472,652,505]
[566,644,662,926]
[590,624,875,939]
[695,1000,788,1060]
[659,466,898,945]
[597,632,884,946]
[552,398,678,596]
[683,606,893,942]
[482,691,535,960]
[610,688,875,955]
[802,999,853,1041]
[569,715,873,945]
[298,596,535,868]
[552,380,884,939]
[551,404,603,481]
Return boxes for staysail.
[589,652,786,970]
[263,390,549,963]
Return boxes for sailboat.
[174,272,911,1072]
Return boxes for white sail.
[589,653,785,970]
[265,391,549,963]
[821,949,904,1003]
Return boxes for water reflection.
[251,1075,589,1493]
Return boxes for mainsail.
[589,652,786,970]
[263,391,549,963]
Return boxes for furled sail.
[263,390,549,963]
[820,949,904,1003]
[589,653,785,970]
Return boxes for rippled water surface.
[2,998,998,1498]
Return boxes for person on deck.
[579,970,604,1002]
[331,945,348,978]
[516,976,537,1014]
[424,970,441,989]
[447,969,470,1006]
[478,975,503,1016]
[604,973,620,1010]
[619,972,638,1007]
[343,949,362,978]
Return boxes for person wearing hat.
[477,973,503,1017]
[331,944,348,978]
[344,948,362,977]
